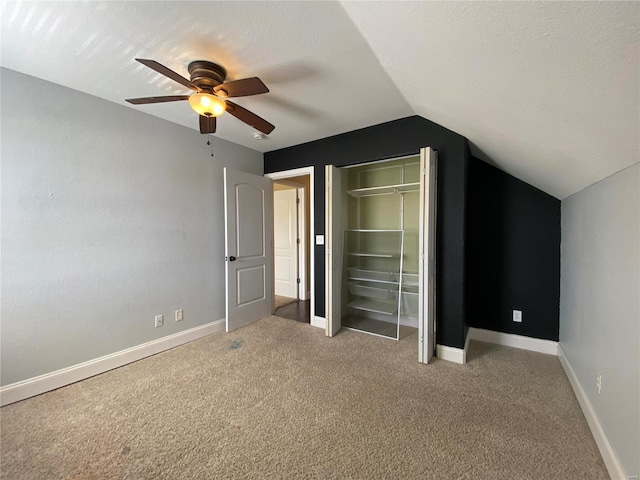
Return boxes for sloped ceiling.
[341,1,640,199]
[1,1,638,199]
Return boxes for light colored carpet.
[0,316,608,479]
[274,295,297,309]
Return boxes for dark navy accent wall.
[466,157,561,341]
[264,116,469,349]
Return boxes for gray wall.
[1,68,263,386]
[560,163,639,477]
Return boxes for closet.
[325,147,437,363]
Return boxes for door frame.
[265,167,315,323]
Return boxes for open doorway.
[266,168,314,325]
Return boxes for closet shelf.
[347,299,397,315]
[348,283,397,300]
[348,252,400,258]
[345,229,403,233]
[401,290,419,296]
[348,267,400,285]
[347,182,420,198]
[402,272,419,288]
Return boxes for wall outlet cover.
[155,315,164,328]
[513,310,523,322]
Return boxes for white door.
[273,188,298,298]
[418,147,437,363]
[325,165,342,337]
[224,168,273,332]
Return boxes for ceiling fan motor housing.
[188,61,227,91]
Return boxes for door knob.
[229,256,236,262]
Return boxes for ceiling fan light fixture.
[127,59,274,135]
[189,93,226,117]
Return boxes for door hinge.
[296,198,300,204]
[422,168,427,175]
[297,238,300,244]
[297,278,300,284]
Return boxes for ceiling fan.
[126,59,274,135]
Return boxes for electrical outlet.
[155,315,164,328]
[597,372,602,394]
[175,309,183,322]
[513,310,522,323]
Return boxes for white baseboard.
[558,345,626,480]
[436,334,470,364]
[0,319,225,407]
[300,290,311,301]
[436,333,471,365]
[311,316,326,329]
[436,345,465,364]
[468,327,558,356]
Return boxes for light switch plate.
[316,235,324,245]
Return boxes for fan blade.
[214,77,269,98]
[126,95,190,105]
[226,101,274,134]
[199,115,217,134]
[136,59,201,92]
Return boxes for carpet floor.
[0,316,608,479]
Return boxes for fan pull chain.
[207,133,214,157]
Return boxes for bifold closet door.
[325,165,342,337]
[419,147,437,363]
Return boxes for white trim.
[435,333,471,364]
[266,167,315,322]
[266,167,314,180]
[297,186,307,300]
[0,319,225,407]
[558,345,627,480]
[436,344,465,364]
[468,327,559,355]
[311,316,326,330]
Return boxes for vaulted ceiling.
[1,1,638,199]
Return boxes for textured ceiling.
[341,1,640,199]
[1,1,638,199]
[0,1,413,156]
